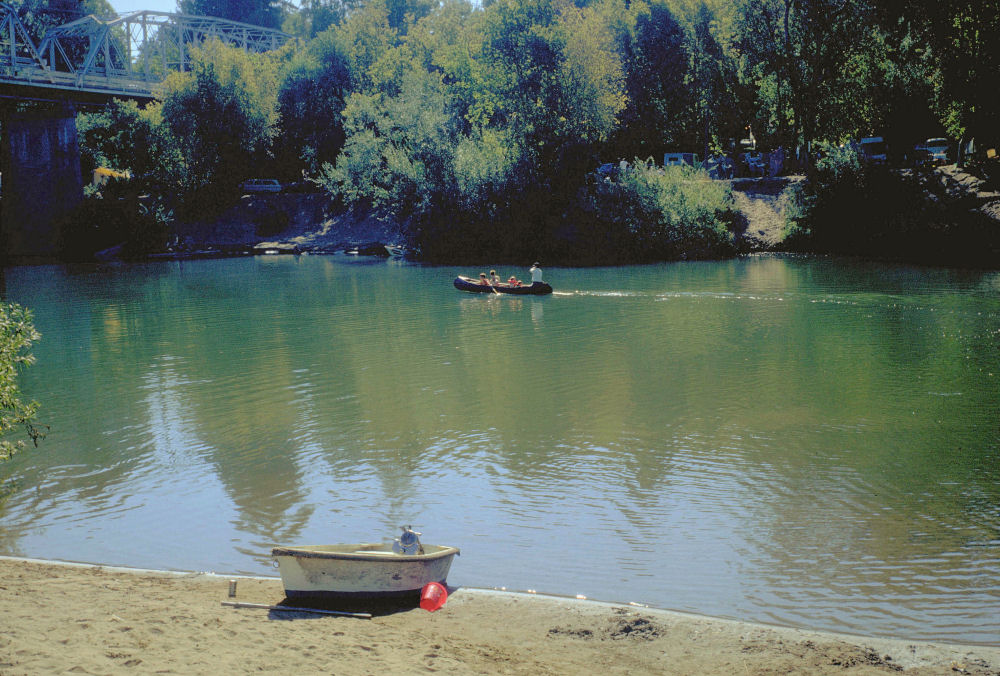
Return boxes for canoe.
[271,536,459,600]
[454,276,553,295]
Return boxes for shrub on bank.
[0,302,43,487]
[573,161,737,263]
[58,198,170,261]
[787,143,1000,265]
[786,143,923,254]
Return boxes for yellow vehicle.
[92,167,129,186]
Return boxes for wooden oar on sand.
[222,601,372,619]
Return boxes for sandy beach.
[1,557,996,675]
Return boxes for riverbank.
[1,557,996,675]
[10,164,994,266]
[729,176,803,251]
[158,180,801,261]
[163,193,407,257]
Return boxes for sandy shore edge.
[1,556,996,675]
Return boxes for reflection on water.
[1,255,998,644]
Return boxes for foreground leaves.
[0,303,42,465]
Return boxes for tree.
[880,0,1000,145]
[558,4,625,146]
[282,0,361,39]
[733,0,875,149]
[176,0,285,29]
[473,0,623,168]
[159,40,283,206]
[275,31,353,175]
[610,1,693,159]
[0,303,43,478]
[397,0,479,126]
[313,0,634,259]
[329,0,400,93]
[320,67,459,220]
[8,0,116,45]
[840,15,939,152]
[384,0,436,33]
[76,99,173,190]
[579,160,736,262]
[689,2,736,158]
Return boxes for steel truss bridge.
[0,2,292,103]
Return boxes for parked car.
[923,138,950,166]
[240,178,283,193]
[703,155,735,179]
[595,163,619,180]
[859,136,888,164]
[663,152,700,167]
[740,151,766,176]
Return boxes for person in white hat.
[529,262,543,284]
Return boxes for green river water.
[1,254,998,643]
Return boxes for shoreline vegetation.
[24,0,992,269]
[1,556,998,675]
[66,175,793,264]
[56,163,1000,268]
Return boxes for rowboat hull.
[453,276,553,295]
[271,543,460,600]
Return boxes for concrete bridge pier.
[1,105,83,261]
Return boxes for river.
[1,254,998,644]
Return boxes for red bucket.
[420,582,448,611]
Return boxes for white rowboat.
[271,530,459,600]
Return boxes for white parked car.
[663,152,700,167]
[240,178,283,193]
[923,138,950,165]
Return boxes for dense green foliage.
[159,41,286,213]
[731,0,998,154]
[0,304,43,485]
[69,0,996,263]
[576,161,737,263]
[786,144,1000,265]
[877,1,1000,144]
[274,32,352,176]
[6,0,115,41]
[79,40,293,215]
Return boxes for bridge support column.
[1,105,83,261]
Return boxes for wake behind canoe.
[454,276,553,295]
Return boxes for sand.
[1,557,997,675]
